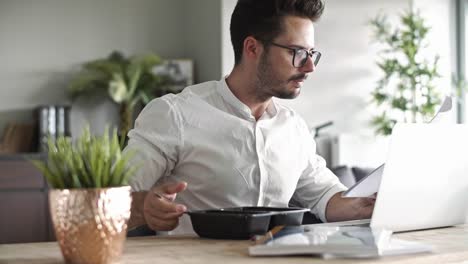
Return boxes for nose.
[300,55,315,73]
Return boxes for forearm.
[128,191,148,230]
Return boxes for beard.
[255,51,305,100]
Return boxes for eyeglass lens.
[294,49,320,68]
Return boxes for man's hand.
[143,181,188,231]
[325,192,375,222]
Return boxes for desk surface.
[1,225,468,264]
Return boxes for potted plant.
[68,51,171,148]
[369,7,442,135]
[32,126,140,264]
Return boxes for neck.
[226,64,272,120]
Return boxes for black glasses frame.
[269,42,321,68]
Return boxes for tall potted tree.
[369,7,442,135]
[32,127,140,264]
[68,51,171,148]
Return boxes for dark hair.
[230,0,324,65]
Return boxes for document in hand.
[249,226,433,258]
[342,96,453,198]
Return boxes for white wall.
[0,0,223,137]
[184,0,223,83]
[221,0,237,77]
[413,0,454,113]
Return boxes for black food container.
[187,207,310,239]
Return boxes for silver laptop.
[314,123,468,232]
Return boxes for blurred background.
[0,0,465,243]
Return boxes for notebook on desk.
[323,123,468,232]
[249,225,433,258]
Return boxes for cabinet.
[0,155,55,244]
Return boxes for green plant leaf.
[67,51,169,107]
[84,60,123,78]
[68,71,109,99]
[126,64,141,99]
[108,73,129,103]
[30,125,141,189]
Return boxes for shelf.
[0,152,46,161]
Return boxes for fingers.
[363,197,376,205]
[143,181,188,231]
[161,181,188,195]
[148,194,186,213]
[145,210,185,231]
[360,206,374,219]
[144,195,186,231]
[358,197,375,219]
[154,181,188,201]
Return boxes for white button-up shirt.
[126,78,346,235]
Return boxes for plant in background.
[68,51,172,148]
[32,126,139,188]
[369,8,442,135]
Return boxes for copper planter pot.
[49,186,132,264]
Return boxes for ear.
[242,36,263,62]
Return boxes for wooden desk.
[1,225,468,264]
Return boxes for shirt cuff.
[315,183,347,223]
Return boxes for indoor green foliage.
[31,126,140,189]
[370,8,441,135]
[68,51,171,148]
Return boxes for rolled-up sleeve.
[123,95,183,191]
[291,120,347,222]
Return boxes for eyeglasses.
[269,42,321,68]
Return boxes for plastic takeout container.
[186,206,310,239]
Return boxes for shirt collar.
[218,77,278,120]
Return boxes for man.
[126,0,374,235]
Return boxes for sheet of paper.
[342,96,452,198]
[342,164,384,197]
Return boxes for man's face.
[255,16,316,99]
